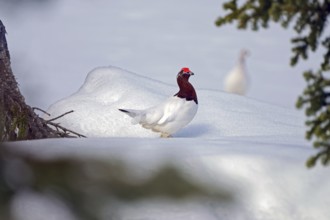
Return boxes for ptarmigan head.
[175,67,198,104]
[239,49,250,63]
[177,67,194,79]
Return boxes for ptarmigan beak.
[183,71,194,76]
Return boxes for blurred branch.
[32,107,51,116]
[45,120,86,138]
[0,145,234,220]
[46,110,74,123]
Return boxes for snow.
[5,66,329,220]
[45,66,304,138]
[1,0,329,219]
[11,190,76,220]
[6,136,330,220]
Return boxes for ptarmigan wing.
[140,97,180,128]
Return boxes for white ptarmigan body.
[224,49,249,95]
[119,67,198,137]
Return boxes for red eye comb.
[181,67,190,73]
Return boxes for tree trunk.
[0,20,62,140]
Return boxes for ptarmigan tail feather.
[119,109,136,117]
[118,108,142,124]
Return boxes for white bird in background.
[119,67,198,137]
[224,49,250,95]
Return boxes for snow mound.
[46,66,304,138]
[6,137,330,220]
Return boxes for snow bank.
[6,136,330,220]
[45,66,304,138]
[5,66,328,220]
[29,67,330,220]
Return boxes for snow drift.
[45,66,304,138]
[6,136,330,220]
[5,66,329,220]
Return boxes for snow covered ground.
[1,0,329,219]
[6,66,330,220]
[45,66,304,138]
[7,136,330,220]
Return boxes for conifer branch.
[216,0,330,167]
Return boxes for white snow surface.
[7,136,330,220]
[4,66,324,220]
[45,66,304,138]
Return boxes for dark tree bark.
[0,20,81,140]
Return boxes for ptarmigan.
[224,49,249,95]
[119,67,198,137]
